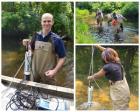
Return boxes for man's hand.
[45,69,57,78]
[45,58,65,78]
[22,39,31,46]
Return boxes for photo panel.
[1,2,74,111]
[76,2,139,44]
[76,45,138,110]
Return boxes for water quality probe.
[24,42,32,81]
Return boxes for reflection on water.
[2,40,73,89]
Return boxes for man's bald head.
[41,13,54,21]
[41,13,54,32]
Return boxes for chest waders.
[31,37,57,84]
[97,16,103,26]
[110,65,130,110]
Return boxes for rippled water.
[91,22,138,43]
[85,16,138,43]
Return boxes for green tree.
[2,2,73,40]
[121,2,138,19]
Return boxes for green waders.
[31,40,57,84]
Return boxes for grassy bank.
[76,8,96,43]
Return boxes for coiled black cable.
[6,87,39,111]
[5,87,61,111]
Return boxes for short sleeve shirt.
[103,63,123,81]
[31,31,66,58]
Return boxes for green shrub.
[121,2,138,19]
[76,8,89,16]
[76,20,96,43]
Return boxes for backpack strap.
[47,33,55,53]
[30,33,37,51]
[115,62,125,80]
[119,63,125,80]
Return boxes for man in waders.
[108,12,126,32]
[111,16,121,41]
[96,8,103,27]
[88,45,130,110]
[23,13,66,84]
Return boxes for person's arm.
[95,45,106,52]
[88,68,106,80]
[45,57,65,78]
[45,36,66,78]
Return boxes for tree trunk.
[123,47,137,82]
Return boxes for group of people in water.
[95,8,126,41]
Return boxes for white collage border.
[0,0,139,112]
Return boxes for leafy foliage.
[121,2,138,19]
[76,2,92,13]
[2,2,73,39]
[76,8,96,43]
[76,8,89,16]
[76,2,138,20]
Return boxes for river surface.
[85,16,138,43]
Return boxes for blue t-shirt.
[31,31,66,58]
[103,63,123,81]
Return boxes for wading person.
[23,13,66,84]
[108,12,126,32]
[112,16,120,33]
[111,16,121,41]
[112,12,126,32]
[96,8,103,27]
[88,45,130,110]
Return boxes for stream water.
[87,17,138,43]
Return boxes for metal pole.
[88,45,94,106]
